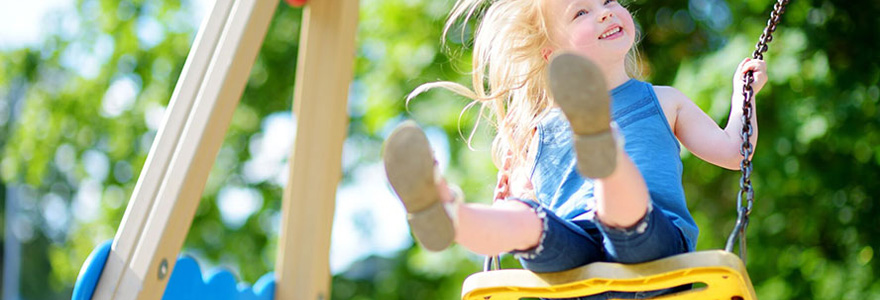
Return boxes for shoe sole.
[548,53,617,178]
[383,121,454,251]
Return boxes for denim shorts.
[507,198,691,300]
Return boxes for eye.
[604,0,616,4]
[573,9,588,20]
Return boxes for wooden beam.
[275,0,358,299]
[92,0,235,298]
[110,1,278,299]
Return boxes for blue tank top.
[529,78,698,251]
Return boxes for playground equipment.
[461,0,790,299]
[73,0,357,299]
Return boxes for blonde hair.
[408,0,641,169]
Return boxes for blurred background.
[0,0,877,299]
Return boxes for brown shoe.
[548,52,618,178]
[383,121,454,251]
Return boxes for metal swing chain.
[484,255,501,272]
[724,0,790,263]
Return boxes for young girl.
[384,0,767,296]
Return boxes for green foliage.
[0,0,877,299]
[665,0,880,298]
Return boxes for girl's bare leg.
[448,191,543,256]
[594,151,649,228]
[385,122,543,254]
[549,53,650,229]
[435,180,543,255]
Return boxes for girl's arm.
[672,58,768,170]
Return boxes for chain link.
[725,0,790,263]
[483,255,501,272]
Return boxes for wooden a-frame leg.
[92,0,235,298]
[274,0,359,299]
[103,1,278,299]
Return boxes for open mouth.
[599,26,622,39]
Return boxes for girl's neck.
[600,61,631,91]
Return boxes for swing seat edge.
[461,250,757,300]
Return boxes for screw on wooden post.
[158,259,169,280]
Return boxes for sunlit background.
[0,0,877,299]
[0,0,438,284]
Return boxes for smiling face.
[544,0,636,69]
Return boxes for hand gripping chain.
[724,0,791,263]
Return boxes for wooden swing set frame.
[89,0,357,299]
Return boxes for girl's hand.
[733,58,768,98]
[493,150,535,201]
[508,165,535,199]
[493,151,513,202]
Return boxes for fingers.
[734,58,753,84]
[504,171,535,201]
[737,59,766,76]
[742,59,766,73]
[495,149,513,201]
[734,58,768,95]
[501,149,514,170]
[737,58,750,72]
[494,170,510,201]
[496,166,537,201]
[735,58,768,84]
[496,172,509,190]
[743,59,767,82]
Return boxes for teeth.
[600,27,621,39]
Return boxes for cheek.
[568,24,599,48]
[618,9,636,36]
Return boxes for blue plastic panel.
[72,241,275,300]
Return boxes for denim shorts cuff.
[504,198,548,260]
[594,202,654,238]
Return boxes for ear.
[541,48,553,61]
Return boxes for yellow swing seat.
[461,250,756,300]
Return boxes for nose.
[598,8,613,22]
